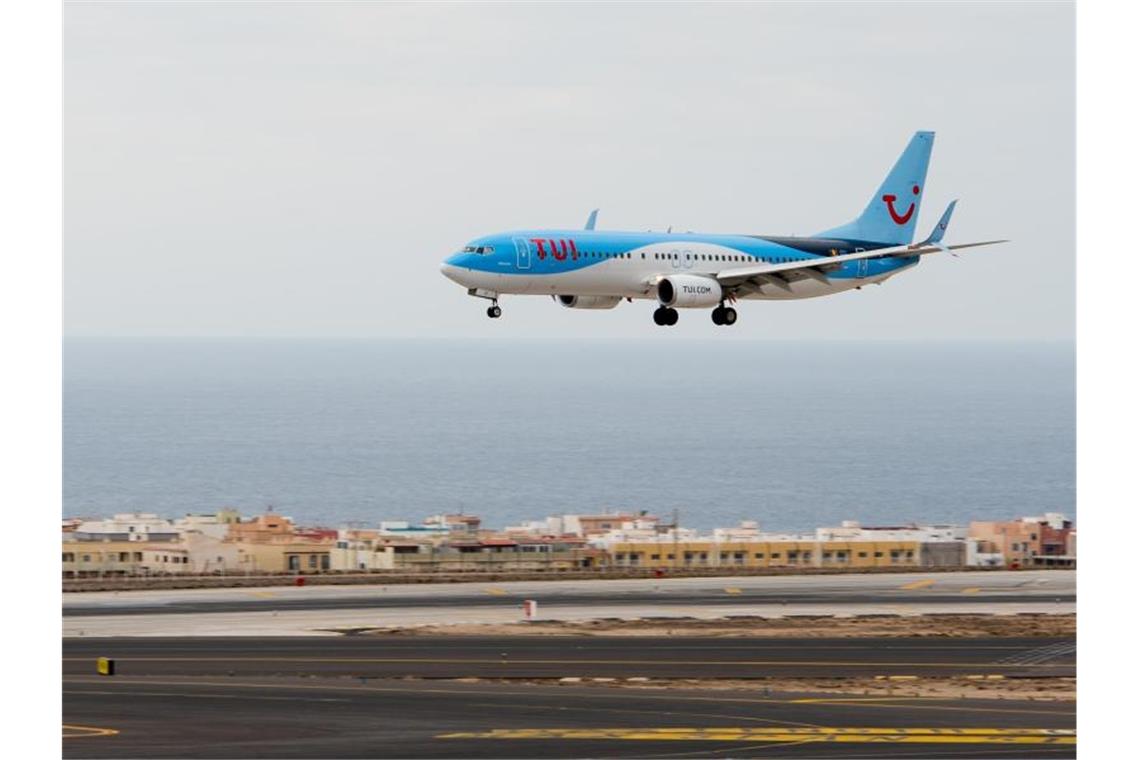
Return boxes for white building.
[966,538,1005,567]
[506,513,660,538]
[173,509,241,540]
[814,520,967,543]
[73,512,179,542]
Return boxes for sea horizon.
[64,337,1075,532]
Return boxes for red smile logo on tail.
[882,184,920,225]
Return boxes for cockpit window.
[463,245,494,255]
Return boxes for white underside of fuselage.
[448,241,914,303]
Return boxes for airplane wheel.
[722,307,737,325]
[487,305,502,319]
[665,308,679,326]
[711,307,725,325]
[653,307,667,326]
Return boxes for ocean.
[63,338,1075,532]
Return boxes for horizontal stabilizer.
[715,238,1008,287]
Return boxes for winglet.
[912,200,957,249]
[584,209,599,231]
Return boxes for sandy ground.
[358,614,1077,701]
[531,676,1077,701]
[355,613,1076,638]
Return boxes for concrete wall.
[919,542,967,568]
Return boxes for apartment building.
[604,537,929,569]
[968,513,1074,567]
[62,540,191,577]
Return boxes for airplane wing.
[715,238,1007,288]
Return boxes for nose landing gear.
[466,288,502,319]
[653,306,679,326]
[711,305,737,326]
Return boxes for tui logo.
[882,184,920,225]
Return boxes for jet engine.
[656,275,722,308]
[555,295,622,309]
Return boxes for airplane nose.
[440,261,463,284]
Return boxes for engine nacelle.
[555,295,622,310]
[657,275,722,308]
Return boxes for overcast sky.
[65,1,1074,340]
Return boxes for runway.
[62,628,1076,757]
[63,675,1075,758]
[63,635,1076,679]
[62,570,1075,637]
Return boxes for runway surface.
[63,570,1075,636]
[63,632,1076,757]
[63,636,1076,679]
[63,676,1076,758]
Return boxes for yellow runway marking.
[899,579,935,591]
[961,587,982,594]
[439,727,1075,745]
[723,587,742,595]
[247,591,276,599]
[63,724,119,739]
[484,588,508,596]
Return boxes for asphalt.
[63,676,1076,758]
[62,570,1077,637]
[63,589,1073,617]
[62,574,1077,756]
[63,636,1076,679]
[64,570,1076,619]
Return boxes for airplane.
[439,131,1006,326]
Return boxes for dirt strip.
[539,676,1077,701]
[64,565,1034,593]
[352,613,1076,639]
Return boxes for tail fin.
[816,131,935,246]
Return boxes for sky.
[64,1,1074,340]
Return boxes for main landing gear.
[653,306,679,326]
[711,304,737,326]
[486,304,501,319]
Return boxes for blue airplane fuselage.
[437,131,996,324]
